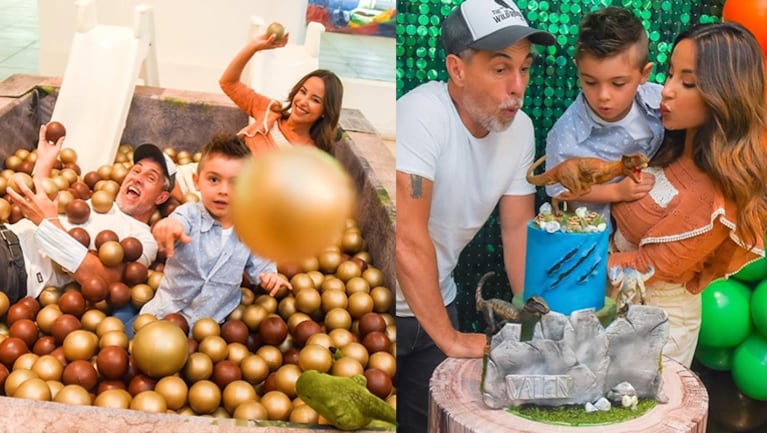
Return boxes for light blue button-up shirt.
[140,201,275,326]
[544,82,664,222]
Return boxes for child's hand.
[6,176,58,226]
[151,217,190,258]
[259,272,293,297]
[616,172,655,202]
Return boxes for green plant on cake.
[533,204,607,234]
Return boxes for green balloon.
[752,280,767,339]
[731,335,767,401]
[734,257,767,283]
[695,344,734,371]
[700,279,752,348]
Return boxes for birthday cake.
[523,205,608,315]
[478,205,670,423]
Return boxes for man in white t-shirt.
[395,0,555,431]
[3,124,175,304]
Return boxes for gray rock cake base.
[481,305,669,408]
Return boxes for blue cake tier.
[523,221,607,315]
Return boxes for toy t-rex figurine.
[526,153,649,214]
[475,271,550,336]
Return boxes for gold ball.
[131,320,189,377]
[231,148,356,264]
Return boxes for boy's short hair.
[576,7,649,68]
[197,134,250,172]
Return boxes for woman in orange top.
[219,32,344,154]
[170,33,345,202]
[608,22,767,367]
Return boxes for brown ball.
[83,171,101,191]
[94,230,119,250]
[163,313,189,336]
[259,316,288,346]
[68,227,91,248]
[58,290,87,317]
[62,359,98,391]
[127,374,157,397]
[122,262,148,286]
[51,314,81,344]
[292,320,323,347]
[69,181,90,200]
[221,319,249,345]
[18,296,41,316]
[32,336,57,356]
[9,319,39,349]
[96,346,129,380]
[211,360,242,389]
[45,121,66,143]
[361,331,391,354]
[66,199,90,225]
[6,302,35,325]
[120,237,143,262]
[0,337,28,367]
[106,282,131,308]
[358,312,387,338]
[364,367,393,399]
[80,276,108,303]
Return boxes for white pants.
[644,281,701,368]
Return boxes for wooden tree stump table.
[428,356,708,433]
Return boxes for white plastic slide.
[50,0,158,174]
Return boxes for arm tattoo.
[409,174,423,199]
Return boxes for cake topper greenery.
[533,203,607,234]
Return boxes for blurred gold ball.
[231,148,356,264]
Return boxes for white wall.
[37,0,395,138]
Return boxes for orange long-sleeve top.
[608,155,764,294]
[220,79,313,153]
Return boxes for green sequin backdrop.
[396,0,724,332]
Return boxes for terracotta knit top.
[608,155,764,294]
[220,80,314,152]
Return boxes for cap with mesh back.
[441,0,556,56]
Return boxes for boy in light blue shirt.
[545,7,663,222]
[136,135,291,333]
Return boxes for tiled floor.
[319,32,395,82]
[0,0,39,80]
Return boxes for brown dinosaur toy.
[475,271,550,337]
[526,153,649,213]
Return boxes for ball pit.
[0,76,395,432]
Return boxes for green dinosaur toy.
[295,370,396,431]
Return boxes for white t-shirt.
[11,203,157,298]
[395,81,536,317]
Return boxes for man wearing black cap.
[395,0,556,431]
[1,123,175,305]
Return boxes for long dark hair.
[280,69,343,153]
[652,22,767,246]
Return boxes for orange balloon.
[723,0,767,55]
